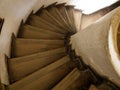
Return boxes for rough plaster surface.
[71,7,120,86]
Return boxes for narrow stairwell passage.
[1,3,119,90]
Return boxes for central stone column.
[70,7,120,87]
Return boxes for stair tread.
[66,5,76,32]
[12,38,64,57]
[36,8,69,32]
[16,38,64,44]
[8,52,66,83]
[53,69,91,90]
[52,68,80,90]
[18,24,65,39]
[47,6,68,28]
[8,55,75,90]
[28,15,67,34]
[56,4,74,33]
[10,47,66,61]
[73,9,82,31]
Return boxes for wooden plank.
[28,15,67,34]
[18,25,65,39]
[12,38,64,57]
[52,68,80,90]
[8,53,66,83]
[46,6,71,32]
[52,68,91,90]
[66,5,76,32]
[7,56,75,90]
[56,4,75,33]
[36,8,69,32]
[47,6,68,27]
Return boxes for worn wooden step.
[52,68,80,90]
[66,5,76,32]
[56,4,74,33]
[28,15,67,34]
[52,68,91,90]
[8,52,66,83]
[18,24,65,40]
[45,6,72,33]
[7,56,76,90]
[11,38,64,57]
[73,9,82,31]
[36,8,69,32]
[46,6,68,26]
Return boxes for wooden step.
[18,24,65,40]
[7,56,76,90]
[66,5,76,32]
[52,68,91,90]
[52,68,80,90]
[45,6,72,32]
[11,38,64,57]
[28,15,67,34]
[8,50,66,83]
[47,6,70,30]
[66,5,75,25]
[56,4,75,33]
[36,9,69,32]
[73,9,82,31]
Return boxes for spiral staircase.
[0,2,120,90]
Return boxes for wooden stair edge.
[9,47,66,61]
[15,38,65,42]
[52,68,80,90]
